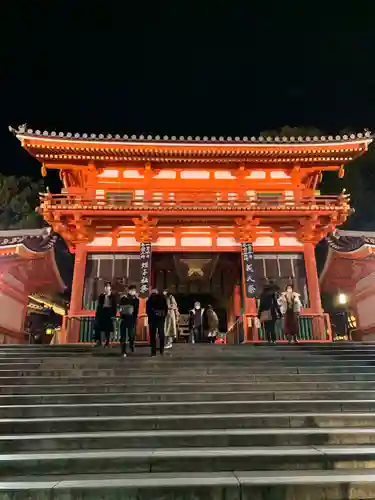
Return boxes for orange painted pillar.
[68,243,87,342]
[304,242,324,340]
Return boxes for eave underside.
[0,248,65,293]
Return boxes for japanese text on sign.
[241,242,256,298]
[139,242,152,298]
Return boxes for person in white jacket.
[278,284,302,343]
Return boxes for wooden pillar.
[304,242,324,339]
[233,284,241,317]
[68,243,87,343]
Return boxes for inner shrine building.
[10,126,373,342]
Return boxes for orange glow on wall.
[117,237,138,246]
[98,170,118,178]
[154,237,177,246]
[180,170,210,179]
[217,237,239,247]
[154,170,177,179]
[254,237,275,246]
[180,237,212,246]
[123,170,144,179]
[88,237,113,246]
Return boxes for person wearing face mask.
[94,281,117,347]
[279,284,302,343]
[188,301,205,344]
[119,285,139,357]
[163,290,179,349]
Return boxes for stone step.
[1,470,375,500]
[0,356,375,374]
[4,389,375,405]
[2,412,375,434]
[1,445,375,476]
[3,427,375,452]
[2,364,375,377]
[2,379,375,394]
[2,399,375,418]
[4,348,375,359]
[3,372,375,385]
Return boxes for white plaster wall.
[355,271,375,294]
[357,294,375,329]
[0,293,25,332]
[2,272,24,292]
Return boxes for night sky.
[3,3,375,180]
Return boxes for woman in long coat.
[279,284,302,343]
[163,290,179,348]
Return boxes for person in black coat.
[94,282,117,347]
[119,285,139,357]
[188,301,206,343]
[257,281,281,344]
[146,289,168,356]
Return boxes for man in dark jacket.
[119,285,139,357]
[146,289,168,356]
[94,281,117,347]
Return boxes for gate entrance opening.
[152,252,240,335]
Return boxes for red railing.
[39,192,349,213]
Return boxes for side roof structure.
[0,227,66,294]
[320,230,375,292]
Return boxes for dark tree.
[0,175,44,230]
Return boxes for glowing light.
[338,293,348,305]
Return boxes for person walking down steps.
[146,289,168,357]
[94,281,117,347]
[119,285,139,357]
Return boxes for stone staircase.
[1,344,375,499]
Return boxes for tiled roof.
[0,227,57,253]
[328,231,375,253]
[9,125,373,145]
